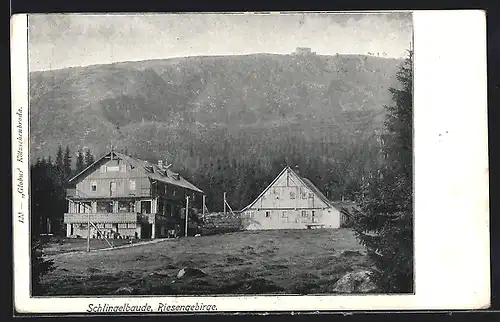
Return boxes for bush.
[31,236,56,295]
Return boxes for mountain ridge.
[29,53,402,166]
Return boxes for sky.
[28,12,413,71]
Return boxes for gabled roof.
[68,150,203,193]
[241,166,289,211]
[298,176,333,208]
[241,166,336,211]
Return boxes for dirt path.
[45,238,177,259]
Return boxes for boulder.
[340,250,362,257]
[149,270,170,277]
[176,267,206,279]
[332,270,378,293]
[113,286,135,295]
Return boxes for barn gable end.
[241,166,341,230]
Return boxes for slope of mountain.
[29,53,402,165]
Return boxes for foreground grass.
[40,229,371,295]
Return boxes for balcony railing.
[64,212,148,224]
[65,188,151,199]
[66,188,77,197]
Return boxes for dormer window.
[145,166,154,173]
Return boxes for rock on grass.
[331,270,378,293]
[113,286,135,295]
[340,250,362,257]
[176,267,206,279]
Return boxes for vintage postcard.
[12,11,489,314]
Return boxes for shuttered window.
[129,180,136,191]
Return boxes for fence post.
[87,212,90,252]
[185,196,189,237]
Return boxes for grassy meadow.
[40,229,371,295]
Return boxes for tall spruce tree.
[63,146,72,182]
[55,145,64,183]
[84,149,95,168]
[76,149,85,174]
[352,50,413,293]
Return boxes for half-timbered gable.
[241,166,341,230]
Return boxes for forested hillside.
[30,53,403,211]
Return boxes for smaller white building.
[240,166,341,230]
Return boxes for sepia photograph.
[27,12,414,297]
[12,10,489,313]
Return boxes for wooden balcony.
[66,188,77,197]
[64,212,148,224]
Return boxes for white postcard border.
[12,10,490,313]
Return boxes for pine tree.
[76,149,85,174]
[63,146,72,182]
[55,144,64,172]
[84,149,95,168]
[352,50,413,293]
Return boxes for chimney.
[158,160,163,169]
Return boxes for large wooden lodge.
[64,150,204,239]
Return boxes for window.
[107,166,120,172]
[97,201,113,213]
[312,211,316,223]
[281,211,288,218]
[110,182,116,196]
[301,188,308,199]
[141,201,151,214]
[129,180,136,191]
[100,165,106,173]
[308,193,314,198]
[120,164,126,172]
[301,210,308,217]
[91,182,97,192]
[265,211,271,218]
[290,191,296,199]
[118,200,135,213]
[158,201,164,214]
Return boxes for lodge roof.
[68,150,204,194]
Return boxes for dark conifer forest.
[30,53,400,215]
